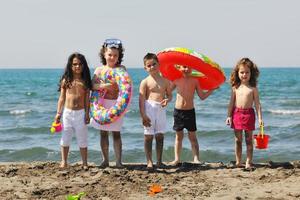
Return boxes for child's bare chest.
[236,86,253,97]
[147,80,166,93]
[235,86,254,106]
[67,80,86,95]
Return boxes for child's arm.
[161,80,173,107]
[139,80,151,127]
[170,81,177,91]
[226,87,235,126]
[196,83,216,100]
[55,82,66,123]
[253,87,263,126]
[84,89,90,124]
[92,74,117,92]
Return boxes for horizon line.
[0,66,300,69]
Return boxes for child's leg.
[60,126,73,168]
[245,130,253,169]
[100,130,109,167]
[80,147,88,168]
[144,135,154,168]
[172,131,184,165]
[234,130,243,166]
[60,146,69,168]
[112,131,122,167]
[188,131,200,163]
[155,133,164,166]
[74,123,88,168]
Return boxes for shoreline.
[1,161,300,199]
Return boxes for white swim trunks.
[61,108,88,148]
[90,99,124,132]
[144,100,167,135]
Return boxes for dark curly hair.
[58,53,92,91]
[143,53,159,65]
[230,57,260,88]
[99,42,124,66]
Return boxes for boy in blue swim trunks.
[171,65,218,165]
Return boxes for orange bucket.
[253,125,270,149]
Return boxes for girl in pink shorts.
[226,58,264,170]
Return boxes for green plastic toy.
[65,192,86,200]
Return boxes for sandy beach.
[1,161,300,200]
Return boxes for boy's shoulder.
[140,76,149,85]
[161,76,170,82]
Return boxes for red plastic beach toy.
[253,125,270,149]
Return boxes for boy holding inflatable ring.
[170,65,217,165]
[139,53,172,169]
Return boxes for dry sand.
[1,161,300,200]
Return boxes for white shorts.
[60,108,88,148]
[90,99,124,132]
[144,100,166,135]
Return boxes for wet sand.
[1,161,300,200]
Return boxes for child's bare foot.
[99,161,109,168]
[193,159,201,164]
[60,162,68,168]
[156,162,166,169]
[146,161,154,169]
[244,162,256,171]
[169,160,181,166]
[115,161,123,168]
[236,162,243,168]
[82,165,89,171]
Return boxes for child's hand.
[85,113,90,124]
[111,82,119,92]
[104,82,118,92]
[55,114,61,123]
[225,117,232,126]
[259,119,264,127]
[142,115,151,127]
[160,99,169,107]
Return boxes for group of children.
[54,38,263,171]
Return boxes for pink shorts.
[231,107,255,131]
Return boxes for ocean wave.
[25,92,37,96]
[280,100,300,107]
[9,109,32,115]
[0,147,57,162]
[0,126,50,135]
[267,109,300,115]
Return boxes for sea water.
[0,68,299,164]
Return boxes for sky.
[0,0,299,68]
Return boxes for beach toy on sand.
[157,47,226,90]
[66,192,86,200]
[50,122,63,133]
[253,125,270,149]
[90,66,132,125]
[148,184,163,196]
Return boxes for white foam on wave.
[269,109,300,115]
[10,109,32,115]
